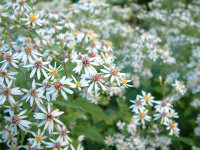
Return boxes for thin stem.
[61,47,68,77]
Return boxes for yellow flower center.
[93,95,98,100]
[36,135,42,142]
[8,134,13,139]
[198,129,200,133]
[76,82,81,87]
[73,31,78,37]
[12,147,17,150]
[122,78,127,84]
[104,55,108,59]
[92,36,97,41]
[108,138,112,143]
[107,41,112,46]
[13,104,18,110]
[25,37,31,43]
[111,68,118,75]
[162,49,166,53]
[145,95,150,101]
[50,68,57,75]
[29,16,36,22]
[130,126,134,130]
[140,113,145,119]
[178,83,183,88]
[127,26,131,31]
[170,123,175,129]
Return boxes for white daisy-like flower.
[3,101,23,113]
[48,62,62,80]
[54,125,72,144]
[45,137,68,150]
[172,80,186,95]
[101,65,124,85]
[0,81,23,105]
[22,80,45,110]
[21,12,42,27]
[73,56,99,75]
[82,74,106,93]
[87,92,101,104]
[116,120,126,130]
[16,46,43,65]
[129,96,145,113]
[24,58,49,80]
[4,110,32,131]
[28,129,47,149]
[134,110,151,125]
[34,103,64,133]
[47,76,73,100]
[0,69,17,85]
[71,75,89,91]
[165,120,180,136]
[138,91,155,106]
[0,52,19,69]
[104,136,114,146]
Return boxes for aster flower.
[82,74,106,93]
[4,110,32,131]
[101,65,124,85]
[45,137,68,150]
[134,110,151,125]
[28,129,47,149]
[0,52,19,69]
[24,58,49,80]
[73,56,99,75]
[0,69,17,85]
[104,136,114,146]
[48,62,62,80]
[71,75,89,91]
[47,76,73,100]
[54,125,72,144]
[34,103,64,133]
[172,80,186,95]
[0,81,23,105]
[165,120,180,136]
[22,80,45,111]
[138,91,155,106]
[22,12,42,27]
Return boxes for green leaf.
[170,136,194,146]
[116,98,132,122]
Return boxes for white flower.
[101,65,124,86]
[130,96,145,113]
[82,74,106,93]
[172,80,186,95]
[116,121,125,130]
[165,120,180,136]
[0,69,17,85]
[24,58,49,80]
[134,110,151,125]
[138,91,155,106]
[48,62,62,80]
[28,129,47,149]
[104,136,114,146]
[21,12,42,27]
[34,103,64,133]
[73,56,98,75]
[0,81,23,105]
[4,110,32,131]
[22,80,45,111]
[45,137,68,150]
[87,92,101,104]
[0,52,19,69]
[71,75,89,91]
[127,123,137,134]
[54,125,71,144]
[47,76,73,100]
